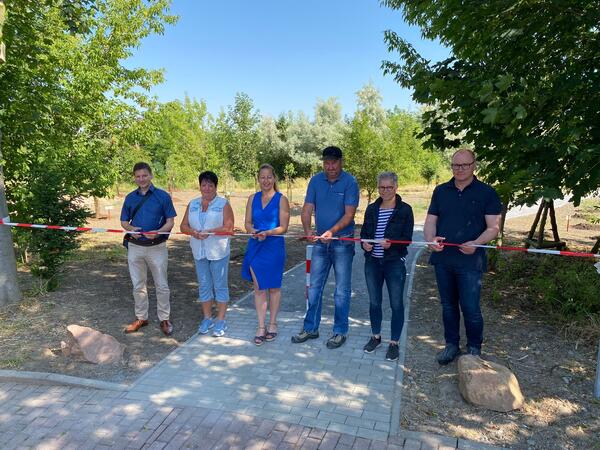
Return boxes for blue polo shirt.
[428,176,502,271]
[305,170,359,236]
[120,185,177,242]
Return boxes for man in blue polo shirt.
[292,146,360,349]
[424,149,502,364]
[120,162,177,336]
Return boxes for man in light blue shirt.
[292,146,359,349]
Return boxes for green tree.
[221,92,260,180]
[381,0,600,207]
[143,96,217,190]
[0,0,176,285]
[344,84,392,201]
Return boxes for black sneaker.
[436,344,461,365]
[363,336,382,353]
[385,343,399,361]
[466,345,481,357]
[291,330,319,343]
[326,334,346,349]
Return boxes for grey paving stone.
[373,421,390,433]
[337,433,356,446]
[355,428,388,442]
[318,411,348,425]
[457,439,503,449]
[299,416,331,430]
[402,438,422,450]
[361,411,390,423]
[345,416,376,430]
[399,431,457,448]
[327,423,358,436]
[333,406,364,418]
[318,431,341,450]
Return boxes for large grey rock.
[458,355,524,412]
[61,325,125,364]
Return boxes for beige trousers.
[127,242,170,321]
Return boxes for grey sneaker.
[436,343,461,365]
[326,334,346,349]
[291,330,319,343]
[363,336,382,353]
[385,343,399,361]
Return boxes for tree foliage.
[381,0,600,206]
[142,96,217,189]
[344,84,444,199]
[0,0,176,282]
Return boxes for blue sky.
[126,0,449,119]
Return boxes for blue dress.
[242,191,286,289]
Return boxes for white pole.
[305,245,313,311]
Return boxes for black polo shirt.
[428,176,502,271]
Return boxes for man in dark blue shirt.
[120,162,177,336]
[424,149,502,364]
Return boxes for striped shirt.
[372,208,394,258]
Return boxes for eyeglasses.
[378,185,395,192]
[450,161,475,170]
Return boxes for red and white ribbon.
[1,218,598,259]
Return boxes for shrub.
[490,252,600,322]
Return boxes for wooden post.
[527,201,545,243]
[548,201,561,243]
[537,200,549,247]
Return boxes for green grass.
[576,198,600,224]
[0,358,27,369]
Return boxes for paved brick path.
[0,228,503,449]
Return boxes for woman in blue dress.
[242,164,290,345]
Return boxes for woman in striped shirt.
[360,172,414,361]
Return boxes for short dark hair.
[322,146,343,160]
[198,171,218,187]
[132,162,152,175]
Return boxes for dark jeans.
[434,264,483,349]
[364,255,406,342]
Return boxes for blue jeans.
[303,240,355,335]
[434,264,483,349]
[364,256,406,342]
[195,256,230,303]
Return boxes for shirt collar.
[321,170,345,184]
[137,184,156,195]
[443,176,479,190]
[374,193,402,207]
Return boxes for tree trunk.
[0,2,23,306]
[0,131,22,306]
[93,196,101,219]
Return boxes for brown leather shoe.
[160,320,173,336]
[125,319,148,333]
